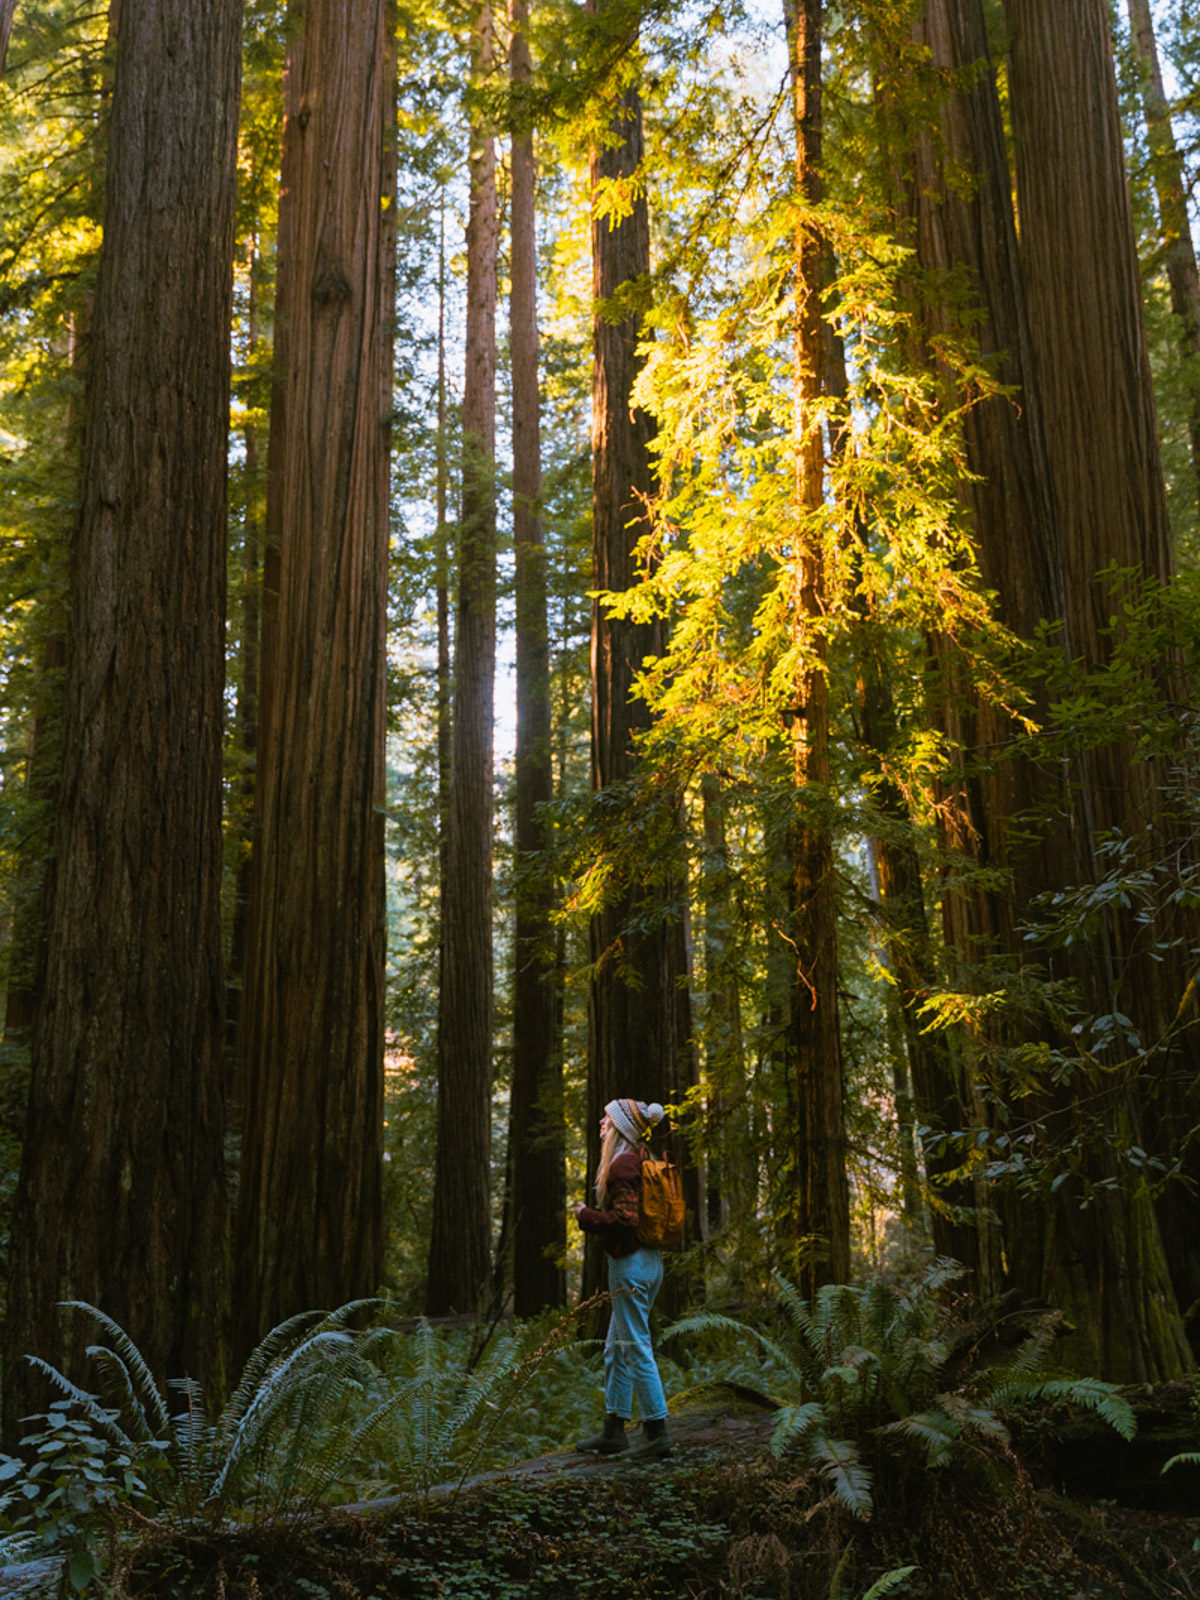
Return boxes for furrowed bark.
[3,0,240,1436]
[235,0,390,1351]
[427,0,498,1315]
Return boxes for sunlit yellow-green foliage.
[596,5,1031,783]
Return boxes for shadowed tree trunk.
[892,0,1064,1296]
[0,0,15,74]
[507,0,566,1316]
[427,0,498,1316]
[998,0,1193,1379]
[1125,0,1200,521]
[3,0,240,1440]
[896,0,1192,1376]
[782,0,850,1298]
[436,201,452,1037]
[699,773,753,1284]
[585,28,697,1304]
[235,0,391,1352]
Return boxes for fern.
[663,1308,810,1395]
[61,1302,170,1437]
[988,1375,1135,1441]
[880,1408,964,1468]
[860,1567,918,1599]
[23,1357,139,1456]
[813,1432,873,1519]
[667,1262,1138,1524]
[770,1399,825,1455]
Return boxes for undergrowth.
[115,1447,1184,1600]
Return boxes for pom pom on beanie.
[606,1098,664,1145]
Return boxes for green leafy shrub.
[664,1262,1135,1519]
[0,1396,154,1592]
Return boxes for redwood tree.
[586,41,696,1300]
[3,0,240,1436]
[507,0,566,1316]
[427,0,499,1316]
[1125,0,1200,520]
[901,0,1193,1377]
[999,0,1193,1378]
[783,0,850,1296]
[0,0,14,75]
[235,0,392,1350]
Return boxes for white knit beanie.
[606,1098,664,1146]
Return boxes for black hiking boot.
[626,1417,674,1462]
[575,1413,629,1455]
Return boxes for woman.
[574,1097,674,1461]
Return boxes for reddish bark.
[235,0,391,1350]
[427,0,499,1315]
[3,0,240,1437]
[507,0,565,1315]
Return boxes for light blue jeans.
[604,1246,668,1422]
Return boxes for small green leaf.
[68,1549,97,1593]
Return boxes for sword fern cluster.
[665,1261,1135,1520]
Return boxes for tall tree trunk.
[900,0,1191,1376]
[585,31,698,1304]
[699,773,753,1285]
[235,0,391,1352]
[1125,0,1200,521]
[427,1,498,1315]
[886,0,1056,1294]
[3,0,240,1439]
[782,0,850,1297]
[507,0,566,1316]
[0,0,15,74]
[1000,0,1193,1379]
[436,199,452,1028]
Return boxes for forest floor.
[2,1390,1197,1599]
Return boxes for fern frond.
[770,1276,825,1386]
[165,1377,214,1514]
[22,1356,136,1454]
[992,1312,1060,1377]
[879,1408,961,1467]
[209,1330,364,1502]
[1163,1452,1200,1472]
[82,1346,155,1443]
[58,1302,169,1435]
[770,1399,826,1457]
[860,1566,918,1599]
[812,1431,873,1519]
[989,1375,1135,1441]
[664,1310,809,1393]
[214,1309,328,1444]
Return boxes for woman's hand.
[573,1203,586,1221]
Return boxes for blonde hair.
[595,1122,637,1207]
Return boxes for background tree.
[427,0,499,1316]
[507,0,567,1316]
[0,1,14,74]
[1126,0,1200,520]
[782,0,850,1296]
[994,0,1194,1377]
[585,15,697,1301]
[3,0,240,1435]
